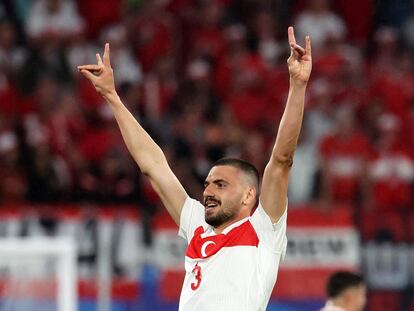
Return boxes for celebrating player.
[78,26,312,310]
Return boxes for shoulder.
[181,197,206,224]
[251,201,287,227]
[178,197,207,242]
[183,196,204,210]
[249,202,288,254]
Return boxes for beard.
[205,205,237,227]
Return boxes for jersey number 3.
[191,263,202,290]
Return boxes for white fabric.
[319,301,347,311]
[295,12,346,48]
[369,155,414,181]
[26,0,84,38]
[289,141,317,203]
[178,197,288,311]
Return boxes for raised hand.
[77,43,116,98]
[287,26,312,86]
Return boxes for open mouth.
[204,199,220,210]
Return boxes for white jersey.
[319,301,347,311]
[177,197,288,311]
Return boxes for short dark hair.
[327,271,364,298]
[211,158,260,195]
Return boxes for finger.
[287,50,295,64]
[291,43,305,56]
[288,26,296,46]
[96,53,103,66]
[287,54,294,65]
[305,35,312,56]
[80,69,97,82]
[103,43,111,67]
[289,50,300,62]
[77,64,102,71]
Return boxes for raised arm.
[260,27,312,223]
[78,44,187,225]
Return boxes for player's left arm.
[260,26,312,223]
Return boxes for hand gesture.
[78,43,116,98]
[287,26,312,86]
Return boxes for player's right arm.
[78,43,187,225]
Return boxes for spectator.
[0,19,25,77]
[0,19,25,117]
[94,152,139,204]
[319,106,372,205]
[0,130,27,202]
[75,0,121,39]
[369,28,414,118]
[336,0,374,44]
[187,0,226,62]
[66,32,98,77]
[214,23,250,99]
[100,24,143,88]
[225,54,272,129]
[141,54,178,121]
[402,11,414,51]
[130,1,175,73]
[25,0,85,42]
[26,142,70,202]
[251,9,284,67]
[369,27,399,77]
[367,114,414,211]
[306,78,335,146]
[0,0,410,229]
[295,0,347,50]
[288,118,318,204]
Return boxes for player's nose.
[203,184,214,198]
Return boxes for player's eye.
[217,182,225,188]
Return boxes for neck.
[329,297,349,311]
[213,214,249,234]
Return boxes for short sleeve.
[250,202,288,255]
[178,197,207,242]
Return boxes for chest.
[186,221,259,259]
[183,221,262,285]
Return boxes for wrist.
[289,78,308,90]
[103,90,119,103]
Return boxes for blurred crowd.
[1,0,414,240]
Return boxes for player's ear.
[243,187,256,207]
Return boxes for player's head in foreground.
[326,271,366,311]
[203,158,260,229]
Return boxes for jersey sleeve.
[178,196,206,242]
[250,201,288,256]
